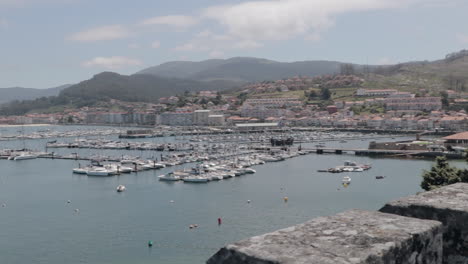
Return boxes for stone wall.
[207,183,468,264]
[380,183,468,264]
[207,209,443,264]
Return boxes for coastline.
[0,124,52,128]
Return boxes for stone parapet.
[207,209,443,264]
[380,183,468,264]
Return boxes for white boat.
[13,153,38,161]
[158,173,180,181]
[109,164,133,173]
[87,167,113,176]
[146,162,166,169]
[182,176,209,183]
[72,168,88,174]
[242,168,256,174]
[116,185,126,192]
[342,176,351,184]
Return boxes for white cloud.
[175,30,263,53]
[151,40,161,49]
[173,0,433,55]
[68,25,129,42]
[202,0,426,42]
[456,33,468,44]
[82,56,142,69]
[141,15,198,29]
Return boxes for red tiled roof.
[443,132,468,140]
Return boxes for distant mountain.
[0,84,71,104]
[59,72,239,103]
[136,57,344,83]
[4,50,468,116]
[0,72,241,115]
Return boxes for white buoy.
[74,208,80,213]
[170,200,175,203]
[247,200,251,204]
[67,200,71,204]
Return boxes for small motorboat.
[158,173,180,181]
[342,176,351,184]
[182,176,209,183]
[375,176,385,179]
[116,185,126,192]
[72,167,88,174]
[87,167,113,176]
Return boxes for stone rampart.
[380,183,468,264]
[207,209,442,264]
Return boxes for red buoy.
[218,217,222,225]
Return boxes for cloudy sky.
[1,0,467,88]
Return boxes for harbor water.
[0,125,465,264]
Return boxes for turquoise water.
[0,126,461,263]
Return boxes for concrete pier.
[207,209,443,264]
[380,183,468,264]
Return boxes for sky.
[1,0,468,88]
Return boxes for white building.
[356,89,397,97]
[193,110,211,126]
[159,112,193,126]
[208,115,226,126]
[384,97,442,111]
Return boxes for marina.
[0,125,466,264]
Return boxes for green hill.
[0,84,71,104]
[136,57,345,82]
[0,72,239,115]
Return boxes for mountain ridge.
[135,57,345,83]
[0,84,72,104]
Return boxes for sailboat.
[12,124,38,161]
[13,152,38,160]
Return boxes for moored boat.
[158,173,180,181]
[342,176,351,184]
[182,176,209,183]
[116,185,126,192]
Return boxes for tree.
[199,98,208,105]
[421,156,460,191]
[320,87,331,100]
[237,92,248,104]
[176,95,187,107]
[67,116,74,123]
[212,92,223,105]
[440,91,449,108]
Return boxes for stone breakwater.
[208,183,468,264]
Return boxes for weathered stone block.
[380,183,468,264]
[207,209,442,264]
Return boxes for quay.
[302,147,465,159]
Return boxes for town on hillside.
[1,75,468,132]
